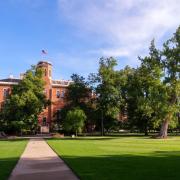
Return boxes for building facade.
[0,61,72,133]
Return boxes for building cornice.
[52,84,68,87]
[0,82,18,85]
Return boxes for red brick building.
[0,61,72,133]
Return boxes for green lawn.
[0,139,27,180]
[48,136,180,180]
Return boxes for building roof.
[0,78,21,85]
[52,80,73,87]
[0,78,21,83]
[37,61,52,66]
[0,78,72,87]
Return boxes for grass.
[0,139,27,180]
[48,136,180,180]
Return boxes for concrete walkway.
[9,138,79,180]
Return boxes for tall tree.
[158,27,180,138]
[133,40,163,135]
[61,74,94,133]
[0,66,49,134]
[89,57,121,135]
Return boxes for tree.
[126,31,179,138]
[157,27,180,138]
[127,40,164,135]
[66,74,90,108]
[64,108,86,136]
[0,66,49,134]
[89,57,121,135]
[60,74,94,133]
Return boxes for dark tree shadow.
[0,139,27,180]
[60,152,180,180]
[1,151,180,180]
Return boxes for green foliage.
[0,66,49,133]
[53,26,180,137]
[59,74,94,133]
[66,74,90,107]
[161,26,180,121]
[89,57,121,134]
[126,40,164,135]
[64,108,86,136]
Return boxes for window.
[61,90,65,98]
[3,89,9,99]
[56,90,60,98]
[57,109,61,121]
[42,117,47,126]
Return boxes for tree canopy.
[64,108,86,136]
[0,66,49,134]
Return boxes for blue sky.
[0,0,180,80]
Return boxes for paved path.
[9,138,79,180]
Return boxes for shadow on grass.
[0,157,19,180]
[0,139,27,180]
[60,152,180,180]
[1,151,180,180]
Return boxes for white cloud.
[57,0,180,62]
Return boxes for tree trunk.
[144,119,148,136]
[101,110,104,136]
[144,130,148,136]
[158,119,168,138]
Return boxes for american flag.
[42,50,48,54]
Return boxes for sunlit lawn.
[0,139,27,180]
[48,136,180,180]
